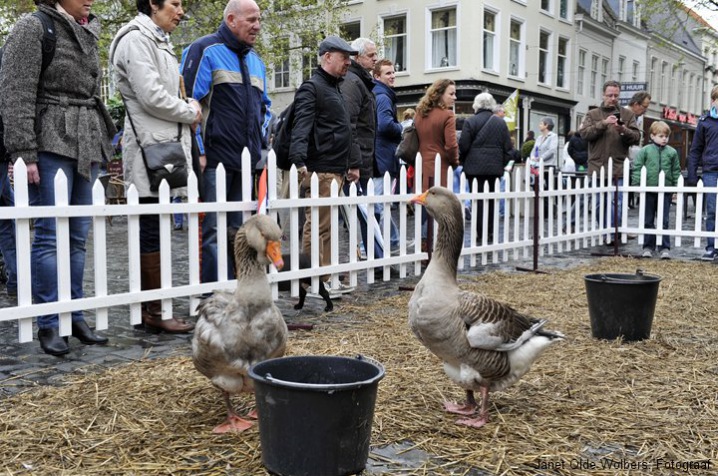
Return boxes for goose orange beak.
[410,190,429,205]
[266,240,284,270]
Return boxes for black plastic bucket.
[584,271,661,341]
[249,355,385,476]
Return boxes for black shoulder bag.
[125,107,188,192]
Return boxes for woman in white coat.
[110,0,201,333]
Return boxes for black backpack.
[0,11,57,161]
[270,78,317,171]
[271,101,296,171]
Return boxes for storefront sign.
[619,82,648,106]
[662,106,698,126]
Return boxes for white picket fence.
[0,149,716,343]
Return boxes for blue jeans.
[172,196,184,228]
[703,172,717,252]
[371,176,399,249]
[31,152,98,329]
[0,162,17,293]
[202,166,244,282]
[642,192,671,251]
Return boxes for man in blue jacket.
[687,85,718,261]
[372,58,403,250]
[181,0,271,283]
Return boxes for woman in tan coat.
[414,79,459,192]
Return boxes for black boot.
[71,320,109,345]
[38,328,70,356]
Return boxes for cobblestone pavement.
[0,205,707,398]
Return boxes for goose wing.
[191,294,287,386]
[192,292,247,382]
[456,290,546,352]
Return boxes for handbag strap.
[468,113,495,150]
[124,103,182,153]
[113,25,183,167]
[121,98,183,175]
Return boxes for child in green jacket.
[630,121,681,259]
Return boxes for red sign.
[662,106,697,126]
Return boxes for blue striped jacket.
[181,22,271,171]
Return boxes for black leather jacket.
[289,67,359,174]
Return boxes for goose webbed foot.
[443,389,478,415]
[455,387,490,428]
[444,401,477,415]
[456,414,489,428]
[212,390,255,433]
[212,414,254,434]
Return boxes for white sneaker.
[641,249,653,258]
[324,280,355,295]
[660,250,671,260]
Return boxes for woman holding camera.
[110,0,201,333]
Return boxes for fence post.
[188,170,201,315]
[54,170,73,337]
[92,179,109,331]
[126,185,142,326]
[13,159,34,342]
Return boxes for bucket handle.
[262,355,384,390]
[595,269,660,283]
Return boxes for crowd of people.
[1,0,717,357]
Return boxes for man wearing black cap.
[289,35,361,294]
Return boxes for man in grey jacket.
[341,38,381,262]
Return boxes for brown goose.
[409,187,565,428]
[192,215,287,433]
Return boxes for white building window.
[601,58,609,92]
[625,0,639,26]
[483,10,497,71]
[661,61,668,103]
[618,56,625,83]
[383,15,408,72]
[591,54,599,98]
[650,57,657,97]
[273,37,290,89]
[538,30,551,85]
[577,49,586,95]
[430,8,457,68]
[559,0,569,19]
[301,34,318,82]
[557,37,568,89]
[509,19,524,78]
[632,60,639,82]
[340,21,360,42]
[671,65,678,106]
[541,0,552,13]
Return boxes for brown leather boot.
[140,252,195,334]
